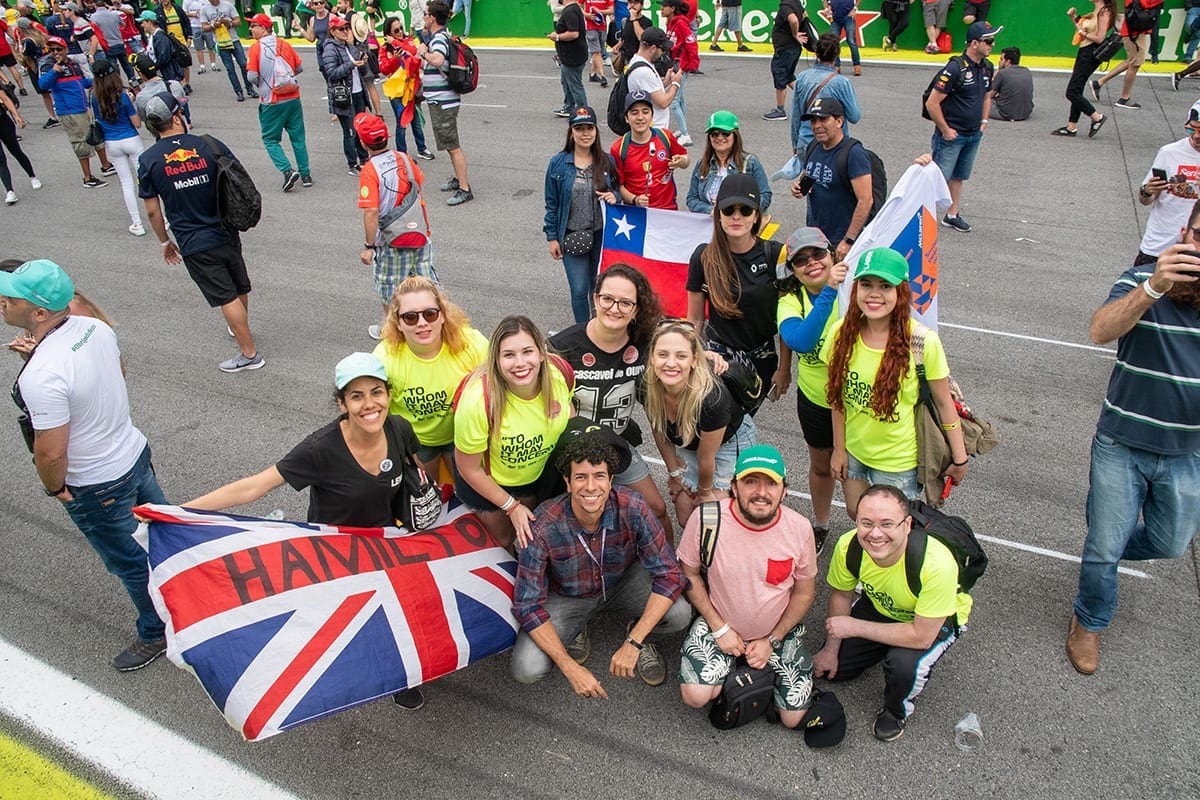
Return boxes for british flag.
[133,502,518,741]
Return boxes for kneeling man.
[677,444,818,728]
[511,434,691,697]
[814,484,971,742]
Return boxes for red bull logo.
[163,148,209,177]
[163,148,200,164]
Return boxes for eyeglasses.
[790,249,827,267]
[397,307,441,325]
[856,518,908,532]
[708,130,733,138]
[596,293,636,313]
[720,204,757,217]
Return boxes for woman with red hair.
[820,248,968,518]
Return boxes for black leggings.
[881,0,911,43]
[0,112,35,192]
[1066,44,1103,124]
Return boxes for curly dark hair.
[595,263,663,344]
[557,434,619,477]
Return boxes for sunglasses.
[790,249,827,267]
[397,307,441,325]
[655,318,696,331]
[708,130,733,138]
[720,204,757,217]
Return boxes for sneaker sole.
[283,172,300,192]
[219,358,266,373]
[639,669,666,687]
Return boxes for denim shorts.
[770,46,801,90]
[614,446,652,485]
[846,451,920,500]
[676,416,757,492]
[416,441,454,467]
[931,128,983,183]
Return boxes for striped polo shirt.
[422,28,459,109]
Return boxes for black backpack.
[169,33,193,68]
[440,33,479,94]
[802,136,888,226]
[200,135,261,232]
[1124,0,1163,37]
[606,60,653,136]
[920,56,992,121]
[846,499,987,595]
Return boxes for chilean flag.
[600,203,713,318]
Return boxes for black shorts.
[182,238,251,307]
[0,53,16,68]
[796,388,834,450]
[770,45,801,90]
[963,1,990,20]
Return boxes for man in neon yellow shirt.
[813,483,971,742]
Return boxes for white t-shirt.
[1140,137,1200,257]
[20,317,147,486]
[626,55,670,129]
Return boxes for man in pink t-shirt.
[677,444,818,728]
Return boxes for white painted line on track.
[461,102,509,107]
[939,322,1116,354]
[643,456,1151,579]
[0,638,303,800]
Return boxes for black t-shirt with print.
[686,239,782,353]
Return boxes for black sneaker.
[1089,79,1101,102]
[589,73,602,83]
[941,214,972,233]
[246,87,259,98]
[440,176,460,192]
[184,83,193,95]
[599,76,608,87]
[1114,97,1141,110]
[392,687,425,710]
[1173,72,1182,91]
[709,43,723,51]
[874,709,906,742]
[762,107,787,121]
[82,176,108,188]
[112,638,167,671]
[416,149,435,160]
[446,187,473,206]
[552,107,571,118]
[282,169,300,192]
[235,92,245,102]
[301,174,313,188]
[43,117,60,129]
[813,525,829,556]
[737,44,751,52]
[347,164,361,176]
[100,164,118,176]
[19,87,27,96]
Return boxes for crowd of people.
[1,0,1197,751]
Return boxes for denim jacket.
[543,150,620,243]
[685,153,772,214]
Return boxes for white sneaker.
[30,177,42,190]
[368,324,382,340]
[129,222,146,236]
[197,66,207,74]
[677,134,694,147]
[4,190,16,205]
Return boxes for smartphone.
[1181,250,1200,276]
[1152,167,1168,181]
[797,173,815,195]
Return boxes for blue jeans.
[510,563,692,684]
[669,70,689,138]
[1185,8,1200,61]
[217,41,251,96]
[559,61,587,112]
[1074,433,1200,631]
[104,43,135,81]
[61,445,167,641]
[830,16,860,67]
[389,97,428,153]
[452,0,472,37]
[561,232,601,323]
[931,128,982,183]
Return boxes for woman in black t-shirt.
[685,171,789,405]
[641,320,757,523]
[185,352,421,528]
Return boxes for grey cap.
[778,227,831,279]
[143,92,182,127]
[16,16,32,28]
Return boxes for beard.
[1166,278,1200,311]
[735,495,780,526]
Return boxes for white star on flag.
[613,214,636,240]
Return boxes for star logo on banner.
[613,214,636,240]
[816,9,882,47]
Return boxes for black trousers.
[0,112,35,191]
[881,0,911,43]
[1066,44,1103,124]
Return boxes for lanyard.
[572,527,607,602]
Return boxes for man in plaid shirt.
[511,434,691,697]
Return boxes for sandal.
[1051,126,1078,136]
[1089,115,1107,138]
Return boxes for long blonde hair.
[474,315,558,447]
[642,321,717,445]
[380,276,476,368]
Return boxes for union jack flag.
[134,502,518,741]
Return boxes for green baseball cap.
[853,247,910,286]
[0,259,75,311]
[137,10,159,22]
[706,109,739,132]
[334,352,388,390]
[734,444,786,483]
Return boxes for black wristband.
[44,484,66,497]
[952,458,969,467]
[625,636,644,650]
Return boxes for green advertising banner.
[326,0,1196,62]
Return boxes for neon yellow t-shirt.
[776,289,839,408]
[819,319,949,472]
[453,364,573,487]
[373,327,488,447]
[827,530,972,625]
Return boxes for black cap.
[134,52,158,76]
[715,173,761,211]
[803,691,847,748]
[802,96,846,120]
[640,26,669,49]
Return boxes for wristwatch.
[767,634,783,650]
